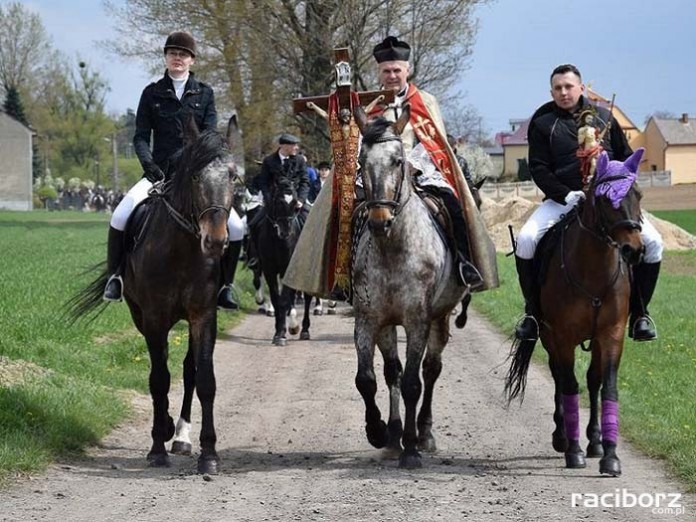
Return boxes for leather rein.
[361,135,412,217]
[149,181,229,239]
[560,179,641,348]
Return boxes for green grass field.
[0,210,254,482]
[652,209,696,235]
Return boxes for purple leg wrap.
[602,400,619,443]
[562,394,580,441]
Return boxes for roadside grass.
[651,209,696,235]
[0,210,255,482]
[474,252,696,491]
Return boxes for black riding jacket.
[527,96,632,204]
[133,71,217,176]
[254,152,310,205]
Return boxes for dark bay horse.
[252,176,313,345]
[68,123,239,474]
[351,106,468,469]
[505,149,646,477]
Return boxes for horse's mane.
[168,130,230,212]
[361,117,396,146]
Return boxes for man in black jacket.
[253,133,310,207]
[514,64,663,342]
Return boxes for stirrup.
[217,284,240,310]
[629,315,657,342]
[514,314,539,341]
[103,274,124,302]
[458,261,484,290]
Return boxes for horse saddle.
[533,207,579,286]
[124,199,156,253]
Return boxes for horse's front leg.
[144,328,175,467]
[190,315,220,474]
[599,337,624,477]
[553,341,585,469]
[265,273,286,345]
[400,322,431,469]
[586,340,603,458]
[171,346,195,455]
[376,325,402,457]
[418,315,449,453]
[287,289,300,336]
[354,315,388,449]
[300,292,312,340]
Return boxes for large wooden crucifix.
[291,48,394,293]
[292,48,394,126]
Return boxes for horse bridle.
[361,135,411,216]
[561,178,642,346]
[266,179,301,239]
[150,181,230,239]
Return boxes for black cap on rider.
[163,31,197,58]
[373,36,411,63]
[278,133,301,145]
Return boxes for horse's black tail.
[504,337,538,403]
[63,261,110,324]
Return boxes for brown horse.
[68,120,239,474]
[505,149,645,477]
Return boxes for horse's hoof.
[586,442,604,458]
[454,312,468,329]
[417,436,437,453]
[565,451,586,469]
[146,452,171,468]
[365,420,389,448]
[288,325,300,336]
[170,440,192,456]
[272,335,287,346]
[300,331,310,340]
[197,454,220,475]
[327,308,336,315]
[313,309,323,316]
[266,310,275,317]
[381,445,402,460]
[599,455,622,477]
[255,297,265,306]
[398,451,422,469]
[552,433,568,453]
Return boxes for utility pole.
[111,132,118,189]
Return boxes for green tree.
[3,85,28,125]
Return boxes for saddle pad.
[534,207,578,286]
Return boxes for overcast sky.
[18,0,696,136]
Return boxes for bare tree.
[0,2,52,93]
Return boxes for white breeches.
[110,177,245,241]
[516,198,663,263]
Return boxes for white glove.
[564,190,586,206]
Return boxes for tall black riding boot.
[514,256,539,341]
[629,261,660,341]
[218,239,243,310]
[441,191,484,290]
[103,226,125,302]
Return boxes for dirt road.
[2,307,693,521]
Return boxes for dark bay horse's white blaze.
[352,106,467,469]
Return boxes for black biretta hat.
[373,36,411,63]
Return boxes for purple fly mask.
[594,148,644,209]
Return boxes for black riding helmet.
[163,31,196,58]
